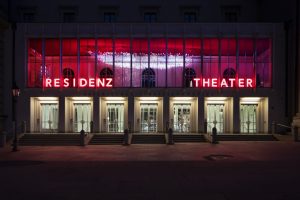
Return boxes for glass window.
[63,12,76,22]
[144,12,157,23]
[142,68,156,87]
[62,39,78,87]
[27,39,42,87]
[132,39,148,87]
[185,38,201,87]
[221,38,237,84]
[203,38,219,80]
[150,38,166,87]
[97,38,113,84]
[238,38,254,81]
[167,39,183,87]
[23,12,35,22]
[63,68,74,79]
[80,39,96,84]
[27,37,272,89]
[114,39,131,87]
[224,12,238,22]
[104,12,116,22]
[184,12,197,23]
[256,38,272,87]
[44,39,60,86]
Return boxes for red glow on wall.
[28,38,272,88]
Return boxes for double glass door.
[207,104,224,133]
[73,103,92,132]
[140,103,157,133]
[173,104,191,133]
[240,104,257,133]
[40,103,58,132]
[106,103,124,132]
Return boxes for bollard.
[123,129,129,145]
[212,127,218,144]
[271,121,276,134]
[80,129,85,146]
[293,126,299,142]
[168,128,174,145]
[90,121,94,133]
[204,120,208,134]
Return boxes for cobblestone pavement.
[1,141,300,200]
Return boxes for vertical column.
[163,95,169,132]
[93,96,99,133]
[128,94,134,132]
[233,96,240,134]
[198,96,205,133]
[58,96,65,133]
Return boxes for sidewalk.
[1,140,300,162]
[1,141,300,200]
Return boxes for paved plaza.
[1,139,300,200]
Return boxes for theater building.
[2,0,300,145]
[15,22,281,136]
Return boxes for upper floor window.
[23,12,35,22]
[104,12,116,23]
[184,12,197,23]
[63,12,76,22]
[224,12,238,22]
[99,6,119,23]
[180,6,200,23]
[221,5,240,22]
[60,6,77,22]
[141,6,159,23]
[18,6,36,22]
[144,12,157,23]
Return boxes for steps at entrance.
[173,134,206,143]
[216,134,278,141]
[89,134,124,145]
[18,134,81,146]
[132,134,166,144]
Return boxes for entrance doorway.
[40,103,59,132]
[240,104,257,133]
[73,103,92,132]
[207,104,224,133]
[140,103,158,133]
[106,103,124,132]
[173,104,191,132]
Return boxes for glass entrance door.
[240,104,257,133]
[106,103,124,132]
[73,103,91,132]
[173,104,191,132]
[140,103,158,133]
[40,103,58,132]
[207,104,224,133]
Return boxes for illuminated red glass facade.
[27,38,272,88]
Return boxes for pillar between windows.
[128,95,134,133]
[93,97,100,133]
[233,96,240,134]
[163,95,169,132]
[58,96,65,133]
[198,96,204,133]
